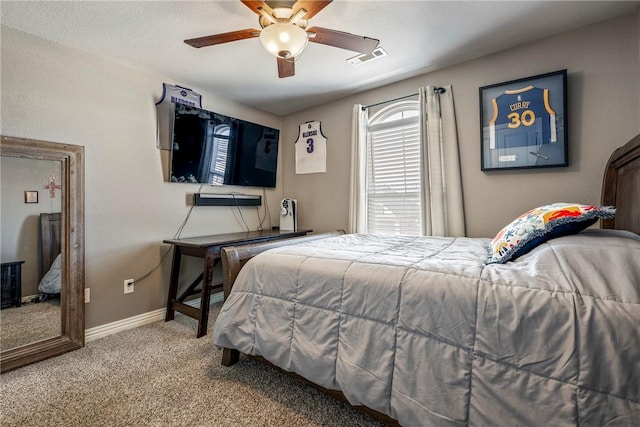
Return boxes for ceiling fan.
[184,0,380,78]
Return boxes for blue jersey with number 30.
[489,86,556,150]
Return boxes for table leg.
[15,264,22,307]
[165,246,181,322]
[196,251,217,338]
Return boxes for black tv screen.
[170,103,279,188]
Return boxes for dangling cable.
[263,188,272,230]
[131,185,203,284]
[231,193,251,232]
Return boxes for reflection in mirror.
[1,157,62,351]
[1,136,84,373]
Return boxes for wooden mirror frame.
[1,136,85,373]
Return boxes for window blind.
[366,116,421,235]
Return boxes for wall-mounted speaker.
[193,193,261,207]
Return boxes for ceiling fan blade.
[184,29,260,48]
[292,1,332,19]
[307,26,379,54]
[277,57,295,78]
[241,0,273,16]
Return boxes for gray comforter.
[214,230,640,426]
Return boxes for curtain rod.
[362,86,446,110]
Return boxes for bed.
[214,134,640,426]
[38,212,62,296]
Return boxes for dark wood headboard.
[601,133,640,235]
[40,212,62,281]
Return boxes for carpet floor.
[0,302,385,427]
[1,298,60,351]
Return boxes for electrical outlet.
[85,288,90,303]
[124,279,134,294]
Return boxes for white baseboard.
[85,307,165,342]
[85,293,224,343]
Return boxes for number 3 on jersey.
[295,121,327,174]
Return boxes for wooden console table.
[163,229,311,337]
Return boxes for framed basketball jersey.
[156,83,203,150]
[480,70,568,171]
[295,121,327,174]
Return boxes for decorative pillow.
[486,203,616,264]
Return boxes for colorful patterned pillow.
[486,203,616,264]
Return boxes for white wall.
[281,13,640,237]
[1,26,284,328]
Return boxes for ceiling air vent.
[347,47,388,66]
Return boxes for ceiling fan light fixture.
[260,23,308,59]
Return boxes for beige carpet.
[1,298,61,351]
[0,302,385,427]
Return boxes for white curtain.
[419,86,466,237]
[348,104,368,233]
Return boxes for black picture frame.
[480,69,568,171]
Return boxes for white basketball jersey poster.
[295,121,327,174]
[156,83,202,150]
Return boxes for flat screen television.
[169,103,279,188]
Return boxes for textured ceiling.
[1,1,638,115]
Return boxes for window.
[366,101,421,235]
[208,123,229,185]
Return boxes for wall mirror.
[1,136,84,373]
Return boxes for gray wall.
[281,13,640,237]
[1,26,284,328]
